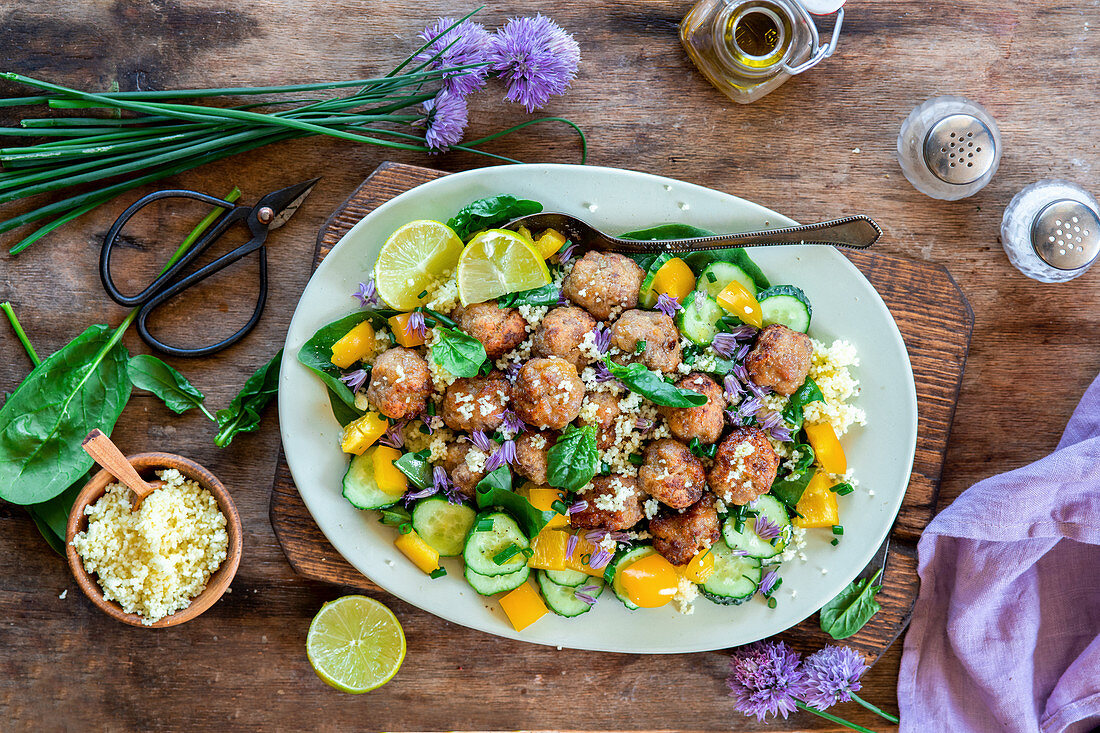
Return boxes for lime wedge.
[373,220,463,310]
[456,229,552,306]
[306,595,406,694]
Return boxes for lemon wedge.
[456,229,551,306]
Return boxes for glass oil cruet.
[680,0,845,104]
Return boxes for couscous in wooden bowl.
[65,452,243,628]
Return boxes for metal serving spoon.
[505,213,881,254]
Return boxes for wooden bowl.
[65,452,243,628]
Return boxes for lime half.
[306,595,406,694]
[456,229,551,306]
[373,220,463,310]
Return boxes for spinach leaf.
[27,479,85,554]
[379,504,412,530]
[394,450,433,490]
[0,324,131,505]
[619,223,770,291]
[431,327,487,378]
[497,283,561,308]
[297,311,392,410]
[447,195,543,241]
[819,568,884,640]
[619,223,717,240]
[782,377,825,428]
[328,387,364,427]
[546,425,598,493]
[605,360,708,408]
[214,350,282,447]
[128,354,213,419]
[770,466,816,510]
[474,466,554,538]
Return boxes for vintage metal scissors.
[99,178,319,357]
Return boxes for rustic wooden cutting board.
[269,161,972,663]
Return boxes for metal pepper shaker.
[896,96,1002,200]
[1000,180,1100,282]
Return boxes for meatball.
[610,309,682,373]
[649,493,721,566]
[438,441,496,498]
[658,373,725,444]
[532,306,597,370]
[707,427,779,505]
[441,371,511,433]
[454,301,527,359]
[512,357,585,430]
[514,429,558,486]
[365,347,432,420]
[570,475,645,531]
[577,392,621,450]
[562,251,644,321]
[744,324,813,396]
[637,438,706,509]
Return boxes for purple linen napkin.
[899,374,1100,732]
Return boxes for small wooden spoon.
[81,429,164,510]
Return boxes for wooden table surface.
[2,1,1098,730]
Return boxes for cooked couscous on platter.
[297,194,866,629]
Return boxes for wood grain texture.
[2,1,1098,730]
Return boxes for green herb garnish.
[546,425,599,493]
[830,482,855,496]
[819,569,883,640]
[429,567,447,579]
[781,377,825,429]
[447,194,544,241]
[431,327,488,378]
[604,359,708,408]
[493,544,523,565]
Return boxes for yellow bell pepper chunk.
[388,313,426,348]
[794,473,840,528]
[499,581,548,631]
[394,529,440,574]
[340,412,389,455]
[563,533,606,578]
[620,552,679,608]
[515,225,534,243]
[678,547,716,584]
[805,422,847,475]
[521,485,567,531]
[533,228,567,259]
[330,320,376,369]
[372,445,408,496]
[528,529,569,571]
[651,257,696,302]
[716,280,763,328]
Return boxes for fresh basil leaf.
[497,284,561,308]
[214,350,282,447]
[431,327,487,378]
[474,466,553,538]
[770,466,816,510]
[0,324,131,505]
[605,360,708,408]
[782,377,825,428]
[447,195,543,241]
[819,568,884,640]
[394,451,433,490]
[379,505,412,528]
[546,425,598,493]
[619,223,770,291]
[127,354,212,418]
[297,310,394,411]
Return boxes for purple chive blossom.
[712,332,741,359]
[769,425,794,443]
[588,547,612,569]
[593,325,611,355]
[574,585,600,606]
[758,569,781,597]
[352,279,378,307]
[415,17,494,98]
[592,362,616,383]
[758,411,783,430]
[484,439,516,472]
[403,484,439,505]
[566,533,579,558]
[734,395,764,421]
[724,374,745,402]
[505,361,522,380]
[727,641,806,722]
[465,430,493,452]
[379,421,406,449]
[728,324,759,340]
[655,293,683,318]
[418,410,435,435]
[635,417,654,433]
[557,240,578,265]
[798,646,869,711]
[585,529,608,544]
[736,341,753,361]
[432,466,463,505]
[556,290,569,305]
[567,500,588,515]
[404,311,428,340]
[339,369,368,393]
[418,89,468,151]
[496,409,525,435]
[733,362,751,384]
[488,14,580,113]
[754,515,783,542]
[747,379,773,400]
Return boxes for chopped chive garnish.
[493,544,522,564]
[706,271,717,283]
[551,499,568,515]
[417,289,428,299]
[521,547,534,559]
[635,340,647,353]
[830,482,855,496]
[398,522,413,534]
[429,567,447,579]
[419,425,430,434]
[831,538,840,546]
[426,402,436,416]
[599,461,611,475]
[580,553,592,565]
[628,452,643,466]
[475,517,494,532]
[832,525,844,535]
[767,597,777,609]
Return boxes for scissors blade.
[255,177,320,231]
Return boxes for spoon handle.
[611,215,882,253]
[81,429,156,503]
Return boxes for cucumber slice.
[462,511,530,576]
[696,262,758,297]
[700,540,762,605]
[537,571,604,617]
[545,568,589,587]
[638,253,673,308]
[412,497,476,557]
[676,290,725,346]
[465,564,529,596]
[341,447,405,510]
[757,285,812,333]
[604,545,656,611]
[721,495,792,560]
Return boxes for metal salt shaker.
[897,96,1002,200]
[1000,180,1100,282]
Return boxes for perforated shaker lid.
[1030,199,1100,270]
[922,114,997,186]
